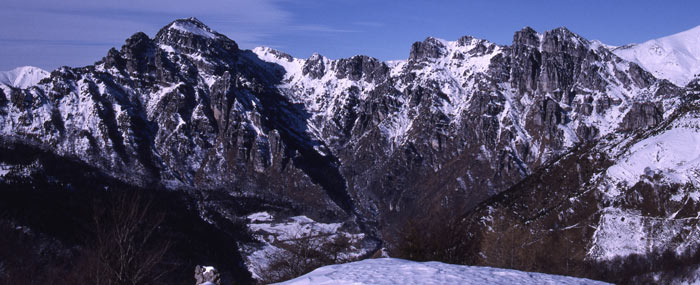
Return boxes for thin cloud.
[0,0,372,70]
[0,38,117,47]
[0,0,295,70]
[353,21,384,28]
[288,24,359,33]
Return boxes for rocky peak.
[120,32,157,74]
[102,47,125,70]
[154,17,238,57]
[689,77,700,91]
[255,47,293,62]
[122,32,154,55]
[512,27,541,49]
[164,17,219,39]
[456,35,474,46]
[333,55,389,83]
[540,27,591,54]
[302,53,327,79]
[409,37,448,61]
[512,26,591,52]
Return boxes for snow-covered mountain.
[276,258,609,285]
[2,17,700,284]
[613,25,700,86]
[0,66,49,88]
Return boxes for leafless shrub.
[76,190,171,285]
[258,230,353,283]
[391,209,475,265]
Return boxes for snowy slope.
[275,258,609,285]
[606,125,700,188]
[169,20,217,39]
[0,66,49,88]
[587,110,700,261]
[613,25,700,86]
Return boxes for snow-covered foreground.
[275,258,610,285]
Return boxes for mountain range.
[2,18,700,284]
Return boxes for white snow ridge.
[275,258,610,285]
[613,24,700,86]
[169,18,217,39]
[0,66,49,88]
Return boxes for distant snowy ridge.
[275,258,610,285]
[613,24,700,86]
[0,66,49,88]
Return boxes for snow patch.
[247,212,273,223]
[0,162,12,178]
[169,21,216,39]
[276,258,609,285]
[159,44,176,54]
[606,124,700,188]
[588,207,700,261]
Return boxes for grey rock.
[621,102,663,131]
[302,53,326,79]
[194,265,221,285]
[334,55,389,83]
[409,37,447,61]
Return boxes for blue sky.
[1,0,699,71]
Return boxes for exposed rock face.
[302,54,326,79]
[194,265,221,285]
[409,37,448,61]
[0,17,694,283]
[334,56,389,82]
[620,102,663,131]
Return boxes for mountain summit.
[0,66,49,88]
[166,17,220,39]
[613,24,700,86]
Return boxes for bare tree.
[258,230,354,283]
[79,190,171,285]
[392,209,475,265]
[323,234,352,263]
[478,214,530,269]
